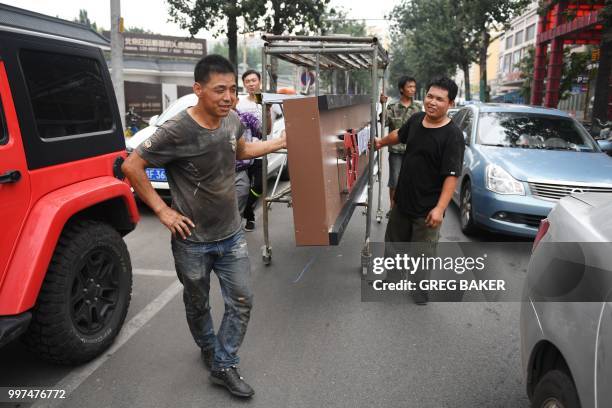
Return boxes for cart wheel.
[262,246,272,266]
[362,266,368,277]
[361,251,372,278]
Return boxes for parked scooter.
[595,118,611,140]
[124,107,147,137]
[594,118,612,156]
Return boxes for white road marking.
[32,280,183,408]
[133,268,176,277]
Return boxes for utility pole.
[242,31,247,69]
[110,0,125,129]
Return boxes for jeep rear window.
[19,49,113,139]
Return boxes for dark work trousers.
[243,159,263,222]
[384,206,441,303]
[235,169,250,215]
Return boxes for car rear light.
[532,218,550,252]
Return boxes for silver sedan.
[521,192,612,408]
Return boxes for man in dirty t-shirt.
[138,108,244,242]
[122,55,286,399]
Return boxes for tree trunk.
[266,0,284,92]
[593,24,612,124]
[270,57,278,92]
[227,12,238,69]
[462,62,472,101]
[479,29,490,102]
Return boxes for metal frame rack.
[260,35,389,275]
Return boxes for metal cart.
[259,35,389,275]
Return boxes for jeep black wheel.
[23,220,132,365]
[70,248,122,335]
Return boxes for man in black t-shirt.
[374,77,464,304]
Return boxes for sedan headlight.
[485,164,525,195]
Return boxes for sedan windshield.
[478,112,599,152]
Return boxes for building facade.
[531,1,610,122]
[0,4,207,123]
[103,32,206,119]
[495,0,540,103]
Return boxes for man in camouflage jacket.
[381,76,422,215]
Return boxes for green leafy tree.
[244,0,329,36]
[167,0,245,68]
[448,1,483,101]
[244,0,330,90]
[462,0,531,102]
[387,30,451,99]
[74,9,100,32]
[167,0,330,82]
[560,48,590,101]
[389,0,468,97]
[387,33,417,98]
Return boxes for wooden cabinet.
[284,95,372,246]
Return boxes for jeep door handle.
[0,170,21,184]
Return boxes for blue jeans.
[171,230,253,370]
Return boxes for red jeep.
[0,28,139,364]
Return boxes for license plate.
[146,168,167,182]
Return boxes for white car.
[125,93,287,196]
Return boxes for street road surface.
[0,163,532,408]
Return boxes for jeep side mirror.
[148,115,159,127]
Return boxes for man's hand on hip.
[157,206,195,239]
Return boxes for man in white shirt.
[237,70,283,130]
[237,70,269,231]
[237,70,263,119]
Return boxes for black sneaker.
[210,366,255,398]
[244,220,255,231]
[201,348,214,370]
